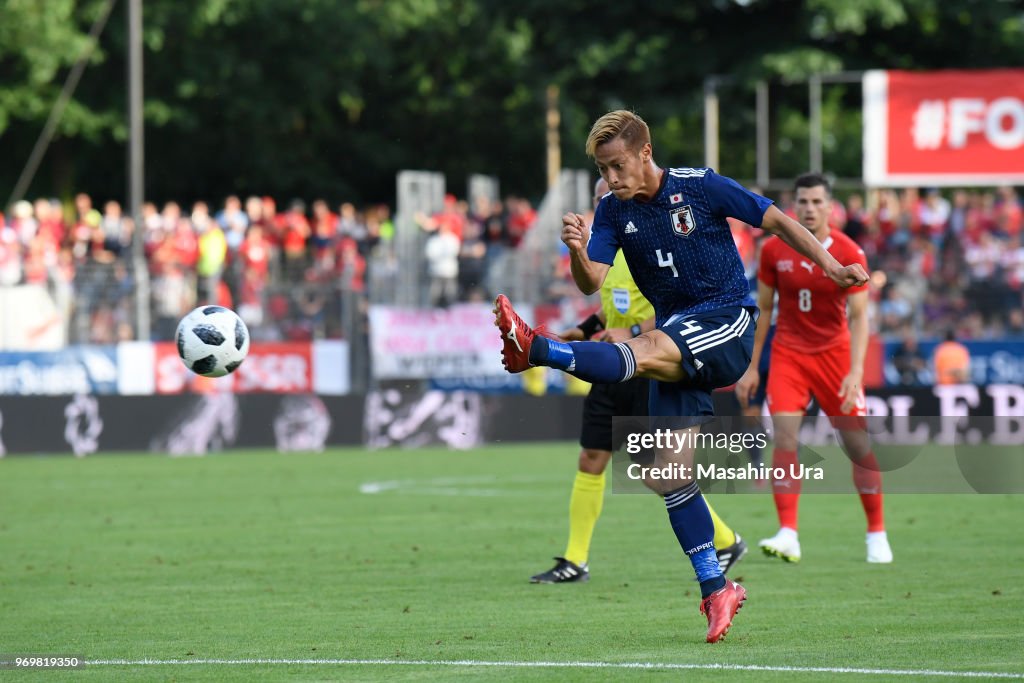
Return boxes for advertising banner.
[864,68,1024,186]
[0,341,349,396]
[0,394,364,456]
[368,304,508,379]
[882,339,1024,387]
[154,341,314,394]
[1,386,1019,460]
[0,285,65,351]
[0,347,118,395]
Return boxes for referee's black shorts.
[579,377,650,452]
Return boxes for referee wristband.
[578,313,604,340]
[630,324,642,337]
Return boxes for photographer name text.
[626,462,825,481]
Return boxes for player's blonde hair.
[585,110,651,158]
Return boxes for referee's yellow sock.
[563,470,606,566]
[707,500,737,549]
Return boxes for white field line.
[84,658,1024,678]
[358,474,557,496]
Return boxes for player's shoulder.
[666,166,710,180]
[594,190,619,216]
[760,234,785,256]
[829,229,857,247]
[664,167,712,197]
[829,229,866,256]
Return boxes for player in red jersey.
[735,173,892,564]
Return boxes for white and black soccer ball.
[176,305,250,377]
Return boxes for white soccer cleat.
[866,531,893,563]
[759,528,801,563]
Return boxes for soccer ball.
[176,305,250,377]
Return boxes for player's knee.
[579,448,611,474]
[624,334,658,367]
[627,333,683,381]
[774,434,800,452]
[772,429,800,452]
[839,431,872,460]
[770,414,802,451]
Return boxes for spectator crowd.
[1,183,1021,346]
[732,185,1024,340]
[0,190,539,344]
[0,193,388,343]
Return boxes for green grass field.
[2,444,1022,681]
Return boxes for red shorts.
[767,343,866,419]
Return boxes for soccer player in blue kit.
[494,110,869,643]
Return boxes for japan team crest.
[670,205,696,237]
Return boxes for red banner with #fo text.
[864,69,1024,187]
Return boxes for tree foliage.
[1,0,1022,205]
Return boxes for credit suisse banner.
[149,340,349,395]
[0,347,118,395]
[369,304,510,379]
[883,339,1024,387]
[0,340,348,396]
[153,341,313,394]
[864,69,1024,186]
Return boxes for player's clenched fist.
[829,263,870,289]
[561,212,589,252]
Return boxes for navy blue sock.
[529,336,572,368]
[530,338,636,383]
[665,482,724,598]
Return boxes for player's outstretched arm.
[840,290,870,413]
[760,205,868,288]
[560,309,607,341]
[593,315,655,343]
[562,212,610,295]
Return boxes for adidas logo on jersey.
[625,221,638,234]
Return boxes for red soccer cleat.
[493,294,537,373]
[700,578,747,643]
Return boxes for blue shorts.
[649,306,756,419]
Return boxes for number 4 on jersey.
[656,249,678,278]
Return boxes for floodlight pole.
[703,77,720,171]
[755,80,770,188]
[546,85,561,190]
[128,0,150,340]
[809,75,823,173]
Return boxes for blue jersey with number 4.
[588,168,773,325]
